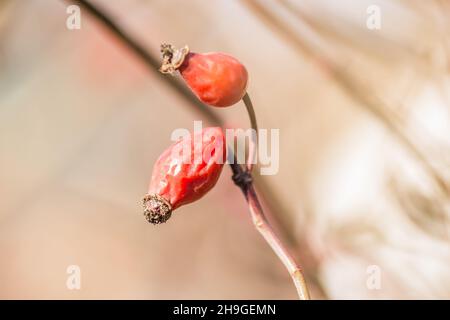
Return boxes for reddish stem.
[69,0,311,300]
[242,93,258,172]
[232,93,311,299]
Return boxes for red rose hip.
[143,127,226,224]
[160,44,248,107]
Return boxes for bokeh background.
[0,0,449,299]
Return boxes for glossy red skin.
[179,52,248,107]
[148,127,226,209]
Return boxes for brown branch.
[232,91,310,299]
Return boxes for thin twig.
[66,0,303,245]
[69,0,312,299]
[230,155,312,299]
[242,93,258,172]
[246,184,311,300]
[229,157,310,299]
[239,92,310,299]
[68,0,222,126]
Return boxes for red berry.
[143,127,226,224]
[160,44,248,107]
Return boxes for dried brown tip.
[159,43,189,75]
[143,194,172,224]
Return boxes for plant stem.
[242,0,449,197]
[231,93,311,299]
[228,160,310,299]
[68,0,222,126]
[242,93,258,172]
[246,184,311,299]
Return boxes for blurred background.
[0,0,449,299]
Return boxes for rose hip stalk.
[159,44,310,299]
[160,43,257,171]
[66,1,312,299]
[160,44,248,107]
[143,127,226,224]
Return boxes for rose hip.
[143,127,226,224]
[160,44,248,107]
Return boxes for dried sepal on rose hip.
[143,127,226,224]
[160,44,248,107]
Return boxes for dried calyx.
[143,194,172,224]
[159,43,189,75]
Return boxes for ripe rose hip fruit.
[143,127,226,224]
[160,44,248,107]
